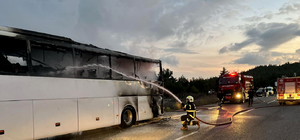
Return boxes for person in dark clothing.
[217,88,224,107]
[181,96,200,130]
[248,85,255,107]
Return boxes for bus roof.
[0,26,160,63]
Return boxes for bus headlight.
[236,94,241,98]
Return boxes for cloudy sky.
[1,0,300,78]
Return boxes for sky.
[0,0,300,79]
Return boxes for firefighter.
[248,85,255,107]
[180,96,200,130]
[217,88,224,107]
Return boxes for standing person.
[248,85,255,107]
[217,88,224,107]
[180,96,200,130]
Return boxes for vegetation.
[241,62,300,88]
[161,68,218,99]
[162,62,300,99]
[220,67,229,76]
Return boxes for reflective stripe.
[186,110,196,112]
[189,114,195,119]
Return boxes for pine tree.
[220,67,228,76]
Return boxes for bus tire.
[120,106,136,128]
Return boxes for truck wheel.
[120,106,136,128]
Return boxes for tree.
[220,67,228,76]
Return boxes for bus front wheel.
[120,106,136,128]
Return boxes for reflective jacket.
[183,102,196,119]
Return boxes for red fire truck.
[277,77,300,105]
[219,72,254,103]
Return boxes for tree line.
[241,62,300,88]
[161,68,218,99]
[162,62,300,98]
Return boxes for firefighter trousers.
[181,115,196,126]
[248,98,253,106]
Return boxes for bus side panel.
[0,75,119,101]
[118,97,138,121]
[114,97,120,125]
[138,96,153,121]
[33,99,77,139]
[78,98,114,132]
[0,101,33,140]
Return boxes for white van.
[266,86,274,96]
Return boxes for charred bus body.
[219,72,253,103]
[0,26,164,139]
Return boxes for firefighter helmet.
[186,96,194,103]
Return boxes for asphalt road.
[72,96,300,140]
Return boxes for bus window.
[74,50,98,78]
[135,61,159,81]
[31,44,74,77]
[97,55,110,79]
[0,37,28,75]
[111,57,134,80]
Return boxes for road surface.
[66,96,300,140]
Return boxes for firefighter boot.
[196,121,200,128]
[181,124,188,130]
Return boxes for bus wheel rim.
[124,110,133,125]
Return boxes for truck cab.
[219,72,253,103]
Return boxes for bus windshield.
[219,76,239,85]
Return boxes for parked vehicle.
[266,86,274,96]
[219,72,253,103]
[277,77,300,105]
[256,88,267,97]
[208,89,215,95]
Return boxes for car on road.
[256,87,268,97]
[266,86,274,96]
[208,89,215,95]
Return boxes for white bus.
[0,26,164,140]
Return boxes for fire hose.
[188,97,292,126]
[194,105,282,126]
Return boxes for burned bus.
[0,26,163,139]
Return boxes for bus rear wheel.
[120,106,136,128]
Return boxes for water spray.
[65,64,182,103]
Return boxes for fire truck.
[277,77,300,105]
[219,72,254,103]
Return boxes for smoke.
[135,61,159,81]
